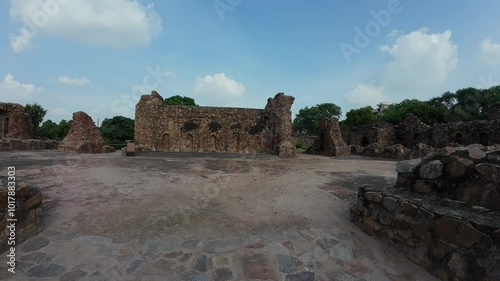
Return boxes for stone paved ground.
[0,151,439,281]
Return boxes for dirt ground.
[0,150,438,281]
[2,151,395,241]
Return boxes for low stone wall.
[0,177,44,254]
[351,185,500,281]
[396,147,500,212]
[0,139,59,151]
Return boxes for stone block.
[445,157,474,179]
[432,216,482,248]
[475,163,500,184]
[396,173,412,188]
[26,191,42,208]
[419,160,444,179]
[414,180,431,194]
[396,158,422,173]
[383,196,398,212]
[365,192,383,203]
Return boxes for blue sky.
[1,0,500,124]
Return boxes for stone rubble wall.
[396,146,500,212]
[346,109,500,150]
[396,113,431,148]
[307,118,350,156]
[135,91,296,157]
[351,185,500,281]
[0,103,33,139]
[349,120,396,147]
[59,111,111,154]
[0,139,60,151]
[0,178,43,254]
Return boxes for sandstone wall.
[0,139,59,151]
[351,185,500,281]
[396,113,431,148]
[135,91,296,156]
[59,112,108,154]
[0,103,32,140]
[396,147,500,212]
[351,146,500,280]
[350,121,396,147]
[0,178,43,254]
[307,118,350,156]
[425,120,500,148]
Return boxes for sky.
[1,0,500,124]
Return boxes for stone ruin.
[0,102,61,151]
[0,177,44,253]
[351,146,500,280]
[345,106,500,159]
[134,91,296,157]
[0,102,32,139]
[348,120,396,147]
[58,111,114,154]
[307,118,351,156]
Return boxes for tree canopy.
[24,103,47,132]
[99,116,135,143]
[163,95,198,106]
[292,103,342,135]
[379,99,448,125]
[37,119,72,140]
[341,106,378,129]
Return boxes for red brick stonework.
[0,102,32,139]
[59,111,107,153]
[134,91,296,156]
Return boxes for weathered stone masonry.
[0,177,44,254]
[351,147,500,281]
[0,102,32,139]
[135,91,296,156]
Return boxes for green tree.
[163,95,198,106]
[100,116,135,143]
[341,106,378,129]
[380,99,447,125]
[58,120,72,140]
[24,103,47,133]
[37,120,59,140]
[292,103,342,135]
[36,119,72,140]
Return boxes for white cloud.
[58,76,90,86]
[8,0,162,53]
[380,28,458,83]
[346,28,458,106]
[345,84,386,105]
[53,108,70,117]
[0,74,43,103]
[387,29,403,40]
[479,38,500,66]
[194,73,245,100]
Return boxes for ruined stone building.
[135,91,296,156]
[308,118,351,156]
[59,111,112,153]
[349,120,396,147]
[346,104,500,148]
[0,102,32,139]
